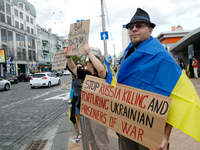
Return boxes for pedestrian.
[117,8,173,150]
[63,44,111,150]
[188,58,194,78]
[192,57,198,79]
[67,61,85,142]
[178,57,186,73]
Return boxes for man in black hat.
[117,8,172,150]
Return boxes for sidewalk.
[66,78,200,150]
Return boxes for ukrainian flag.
[103,58,117,87]
[117,37,200,142]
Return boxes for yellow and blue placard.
[103,58,117,87]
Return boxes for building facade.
[157,25,191,62]
[0,0,37,76]
[37,25,67,72]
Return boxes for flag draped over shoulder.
[117,37,200,142]
[103,58,117,87]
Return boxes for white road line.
[1,88,64,109]
[44,93,70,101]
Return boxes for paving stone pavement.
[0,75,71,150]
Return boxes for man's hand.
[84,44,91,56]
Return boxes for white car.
[0,78,11,91]
[30,73,61,89]
[63,70,71,76]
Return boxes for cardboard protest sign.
[80,75,172,149]
[52,50,67,70]
[67,19,90,55]
[61,84,71,91]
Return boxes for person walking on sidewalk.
[63,44,111,150]
[117,8,172,150]
[192,57,198,79]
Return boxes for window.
[15,21,19,28]
[9,46,14,57]
[16,33,20,46]
[21,35,25,47]
[0,0,4,12]
[17,48,21,60]
[19,3,23,9]
[31,28,34,34]
[0,12,5,22]
[33,51,35,61]
[32,39,35,49]
[6,0,10,2]
[28,50,32,60]
[1,28,6,43]
[27,26,30,32]
[26,15,29,22]
[20,23,24,30]
[22,48,26,60]
[7,16,11,25]
[8,31,13,44]
[20,12,23,19]
[25,6,30,13]
[6,3,11,15]
[14,9,18,16]
[30,18,33,24]
[28,37,32,48]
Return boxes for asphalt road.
[0,75,72,150]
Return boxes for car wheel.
[48,82,51,88]
[31,87,35,89]
[4,83,10,91]
[58,79,61,85]
[16,81,18,84]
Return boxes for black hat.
[126,8,156,29]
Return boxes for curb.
[51,111,71,150]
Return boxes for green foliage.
[71,55,83,63]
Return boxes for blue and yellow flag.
[117,37,200,142]
[103,58,117,87]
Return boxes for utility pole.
[100,0,108,60]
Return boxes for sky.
[28,0,200,58]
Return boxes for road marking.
[1,88,64,109]
[44,93,70,101]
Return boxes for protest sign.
[80,75,172,149]
[61,84,71,91]
[67,19,90,55]
[52,50,67,70]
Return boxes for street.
[0,75,72,150]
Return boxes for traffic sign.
[100,31,109,40]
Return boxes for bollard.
[80,115,89,150]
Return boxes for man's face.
[128,22,153,48]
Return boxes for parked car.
[0,78,11,91]
[3,75,19,84]
[63,70,71,76]
[54,71,63,76]
[30,73,61,89]
[18,73,32,82]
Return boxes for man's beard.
[131,40,142,49]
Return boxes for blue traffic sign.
[100,31,109,40]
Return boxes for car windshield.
[33,74,46,78]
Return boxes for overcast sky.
[28,0,200,57]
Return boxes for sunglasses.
[128,23,147,30]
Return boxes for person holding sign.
[67,62,85,142]
[63,44,111,150]
[117,8,173,150]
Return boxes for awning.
[170,26,200,52]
